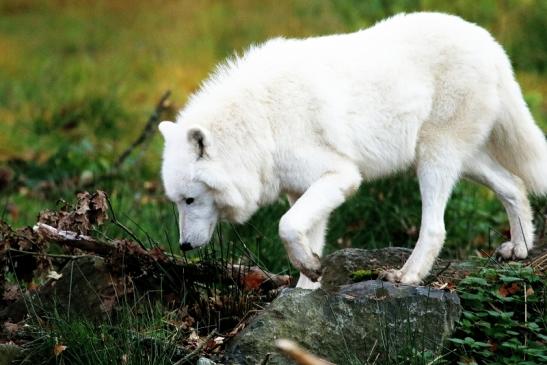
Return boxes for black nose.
[180,242,193,252]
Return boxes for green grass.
[20,296,188,365]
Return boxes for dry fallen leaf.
[148,247,167,261]
[204,336,225,352]
[227,322,246,337]
[90,190,109,225]
[47,270,63,280]
[27,281,40,292]
[2,284,21,301]
[437,283,448,290]
[100,295,117,313]
[431,281,456,292]
[188,330,200,342]
[241,270,266,291]
[3,321,21,336]
[38,190,109,235]
[53,343,67,357]
[498,282,520,297]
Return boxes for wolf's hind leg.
[464,151,534,259]
[280,164,361,282]
[381,155,461,284]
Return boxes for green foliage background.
[1,0,546,274]
[449,262,547,364]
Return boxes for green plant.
[19,297,186,365]
[449,262,547,364]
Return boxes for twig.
[423,261,451,286]
[104,193,147,250]
[365,339,378,364]
[530,251,547,272]
[173,330,217,365]
[524,281,528,355]
[8,248,87,260]
[114,90,171,169]
[259,353,271,365]
[34,223,116,256]
[275,339,334,365]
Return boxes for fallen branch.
[34,223,115,256]
[33,223,291,291]
[114,90,172,169]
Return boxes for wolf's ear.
[158,121,176,139]
[187,126,211,159]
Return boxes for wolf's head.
[158,121,249,252]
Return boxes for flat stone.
[321,247,414,290]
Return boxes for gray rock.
[226,249,461,365]
[321,247,479,290]
[321,247,414,290]
[197,357,217,365]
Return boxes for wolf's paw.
[400,273,422,285]
[379,269,421,285]
[496,241,529,260]
[296,254,322,282]
[378,269,403,283]
[296,275,322,289]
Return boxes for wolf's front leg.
[287,193,327,289]
[279,165,362,284]
[295,218,328,289]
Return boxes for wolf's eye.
[185,198,195,205]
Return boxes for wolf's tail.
[488,60,547,195]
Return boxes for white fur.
[159,12,547,288]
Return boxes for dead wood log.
[34,223,113,256]
[1,221,290,321]
[33,223,291,291]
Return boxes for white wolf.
[159,12,547,289]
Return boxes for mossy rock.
[321,247,483,291]
[226,244,547,364]
[225,280,461,364]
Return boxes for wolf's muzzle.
[180,242,193,251]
